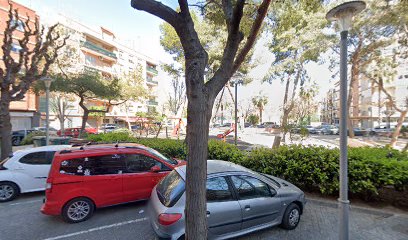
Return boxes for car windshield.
[146,148,178,165]
[156,170,185,207]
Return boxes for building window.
[11,43,22,53]
[85,55,96,65]
[10,18,25,31]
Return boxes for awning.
[115,117,152,122]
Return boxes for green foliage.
[208,139,245,163]
[247,114,259,125]
[244,145,408,196]
[21,131,46,145]
[86,132,408,199]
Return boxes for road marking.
[9,199,43,206]
[42,217,148,240]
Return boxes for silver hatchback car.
[148,160,306,240]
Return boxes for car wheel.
[0,182,20,202]
[280,203,301,230]
[62,197,95,223]
[12,137,21,146]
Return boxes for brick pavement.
[239,199,408,240]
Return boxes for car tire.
[0,182,20,202]
[12,137,21,146]
[62,197,95,223]
[280,203,301,230]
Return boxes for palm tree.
[252,94,268,123]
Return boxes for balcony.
[81,41,117,60]
[147,100,158,106]
[84,65,114,75]
[146,77,158,85]
[146,66,158,75]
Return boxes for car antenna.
[115,141,119,148]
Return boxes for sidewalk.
[240,197,408,240]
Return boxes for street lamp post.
[40,77,54,146]
[231,79,244,146]
[326,2,366,240]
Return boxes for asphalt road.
[1,192,407,240]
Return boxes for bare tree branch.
[131,0,180,29]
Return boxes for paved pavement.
[0,192,406,240]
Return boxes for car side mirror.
[150,166,161,172]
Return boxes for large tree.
[0,4,66,159]
[266,0,329,146]
[49,72,124,134]
[131,0,271,239]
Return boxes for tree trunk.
[81,111,89,137]
[259,107,263,123]
[346,75,355,138]
[184,57,212,240]
[0,90,12,160]
[390,110,407,147]
[402,142,408,152]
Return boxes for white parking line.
[42,217,148,240]
[9,199,43,206]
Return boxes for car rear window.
[156,170,185,207]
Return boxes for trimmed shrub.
[21,131,45,145]
[87,133,408,199]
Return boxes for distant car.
[98,125,119,133]
[221,123,232,128]
[0,145,71,202]
[32,127,58,136]
[370,126,394,137]
[57,127,97,137]
[131,125,141,131]
[148,160,306,240]
[321,126,339,135]
[244,122,252,128]
[353,128,370,136]
[11,130,34,146]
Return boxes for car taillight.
[158,213,182,226]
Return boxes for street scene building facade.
[37,14,161,130]
[0,0,40,130]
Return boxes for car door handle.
[244,205,251,211]
[206,211,210,217]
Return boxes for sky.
[15,0,335,122]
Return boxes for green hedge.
[21,131,45,145]
[88,132,408,198]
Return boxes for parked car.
[369,126,394,137]
[98,125,119,133]
[0,145,71,202]
[148,160,305,240]
[352,128,370,136]
[321,125,339,135]
[41,143,186,223]
[33,127,58,136]
[244,122,252,128]
[57,127,97,137]
[11,129,34,146]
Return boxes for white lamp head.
[326,1,366,32]
[40,76,54,88]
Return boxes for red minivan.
[41,144,185,223]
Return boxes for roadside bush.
[87,133,408,200]
[245,145,408,197]
[21,131,45,145]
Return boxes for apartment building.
[39,14,160,130]
[0,0,40,131]
[321,59,408,128]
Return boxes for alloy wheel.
[288,208,300,226]
[0,185,14,201]
[67,201,91,221]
